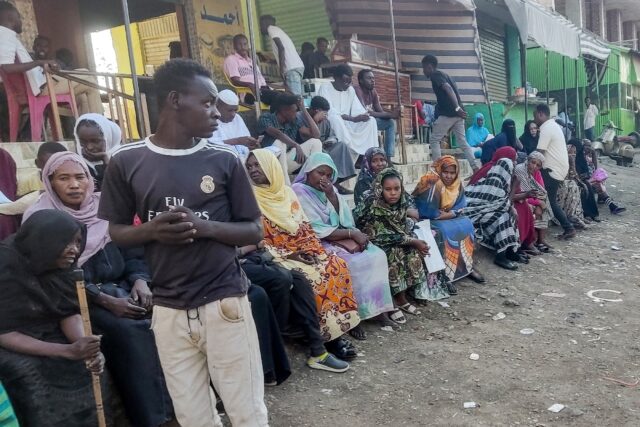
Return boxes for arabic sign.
[193,0,244,84]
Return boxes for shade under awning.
[79,0,181,32]
[504,0,580,59]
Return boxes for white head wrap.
[218,89,239,106]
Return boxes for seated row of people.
[1,58,629,427]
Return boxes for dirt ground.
[264,157,640,427]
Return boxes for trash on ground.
[602,377,640,388]
[548,403,565,413]
[520,328,535,335]
[611,245,621,251]
[437,301,450,308]
[492,312,506,320]
[586,289,623,303]
[380,326,394,332]
[463,401,477,409]
[503,299,520,307]
[469,353,480,361]
[541,292,566,298]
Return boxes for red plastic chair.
[0,68,77,141]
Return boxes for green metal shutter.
[257,0,333,51]
[479,26,509,102]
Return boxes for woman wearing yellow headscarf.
[245,149,361,360]
[412,156,484,285]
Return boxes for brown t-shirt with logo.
[98,138,261,310]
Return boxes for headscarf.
[249,149,306,234]
[520,120,539,154]
[501,119,518,147]
[354,147,388,205]
[480,119,518,164]
[74,113,122,172]
[567,139,589,177]
[0,210,85,334]
[514,151,546,194]
[294,152,339,184]
[292,153,354,238]
[371,168,410,212]
[466,113,490,147]
[469,146,517,185]
[354,168,410,237]
[23,152,110,267]
[412,155,462,211]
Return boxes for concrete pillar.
[565,0,584,28]
[606,9,623,43]
[622,21,638,50]
[586,0,606,38]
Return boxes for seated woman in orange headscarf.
[412,156,485,287]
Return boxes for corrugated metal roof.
[325,0,486,103]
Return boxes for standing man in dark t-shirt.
[422,54,478,171]
[98,59,268,427]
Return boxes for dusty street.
[265,157,640,427]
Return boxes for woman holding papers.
[412,156,485,287]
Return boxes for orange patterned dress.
[262,217,360,341]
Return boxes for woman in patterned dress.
[246,149,360,358]
[355,168,449,319]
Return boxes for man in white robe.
[317,64,378,156]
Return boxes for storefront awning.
[580,30,611,61]
[504,0,610,60]
[504,0,580,59]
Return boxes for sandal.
[535,243,550,253]
[388,309,407,325]
[523,247,542,256]
[399,303,421,316]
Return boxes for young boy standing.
[98,59,268,427]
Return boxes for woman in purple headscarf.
[23,151,175,427]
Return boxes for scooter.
[591,121,636,167]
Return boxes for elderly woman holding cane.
[0,210,105,427]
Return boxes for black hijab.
[0,210,86,334]
[567,139,589,177]
[520,120,539,154]
[501,119,518,147]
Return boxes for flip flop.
[388,309,407,325]
[398,303,421,316]
[535,243,550,253]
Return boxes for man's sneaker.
[307,352,350,373]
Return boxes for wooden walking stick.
[73,269,107,427]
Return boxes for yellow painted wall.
[240,0,262,49]
[193,0,245,84]
[110,24,145,139]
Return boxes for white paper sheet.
[414,220,446,273]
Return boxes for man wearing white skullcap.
[210,89,281,161]
[209,89,257,159]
